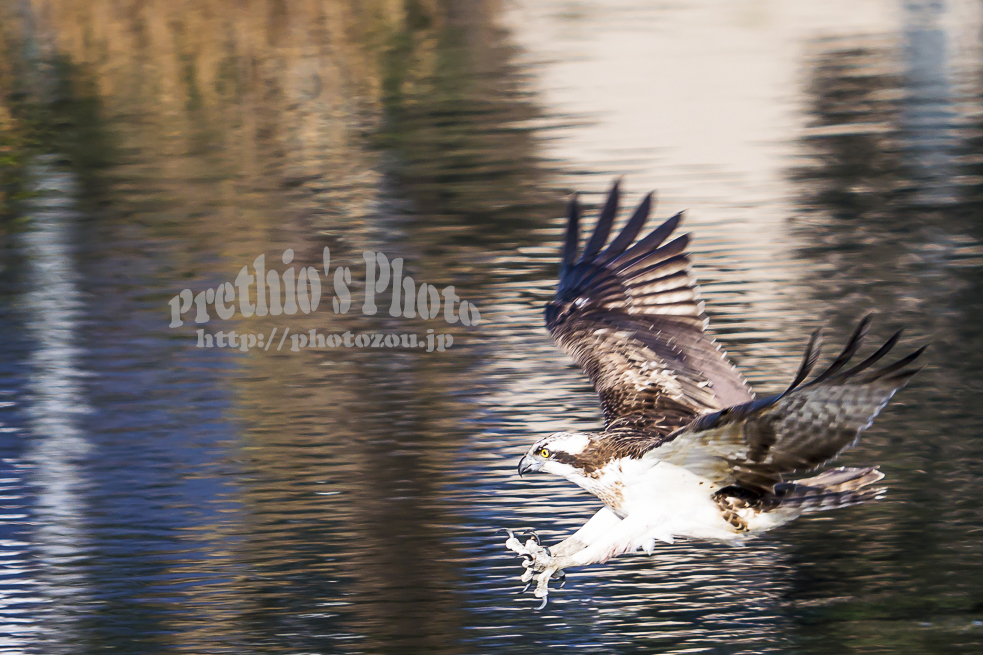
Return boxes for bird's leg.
[502,508,628,607]
[519,552,564,581]
[502,529,552,570]
[547,506,623,559]
[555,512,669,570]
[528,547,604,608]
[532,566,561,608]
[532,511,674,605]
[527,566,568,605]
[503,506,624,572]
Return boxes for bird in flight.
[504,181,923,608]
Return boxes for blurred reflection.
[0,0,981,653]
[3,0,557,652]
[785,3,983,649]
[902,0,959,207]
[22,161,92,653]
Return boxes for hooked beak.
[517,454,542,477]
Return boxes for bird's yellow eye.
[540,448,551,458]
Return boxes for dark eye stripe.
[551,452,579,467]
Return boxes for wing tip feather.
[799,318,926,390]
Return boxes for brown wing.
[658,317,924,493]
[546,181,754,446]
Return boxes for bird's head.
[517,431,596,481]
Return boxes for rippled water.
[1,1,982,653]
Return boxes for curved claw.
[517,582,532,594]
[536,595,549,610]
[516,529,541,545]
[496,528,516,540]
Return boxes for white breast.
[621,458,743,544]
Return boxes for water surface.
[0,1,982,653]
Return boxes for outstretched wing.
[546,181,753,443]
[657,316,924,493]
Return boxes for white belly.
[620,459,743,544]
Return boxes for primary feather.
[546,183,753,447]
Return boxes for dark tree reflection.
[786,9,983,650]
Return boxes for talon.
[536,595,548,610]
[497,528,518,544]
[517,582,531,594]
[516,530,540,545]
[533,566,558,607]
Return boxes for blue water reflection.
[0,0,981,653]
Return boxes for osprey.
[504,181,923,608]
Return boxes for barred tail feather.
[775,466,886,514]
